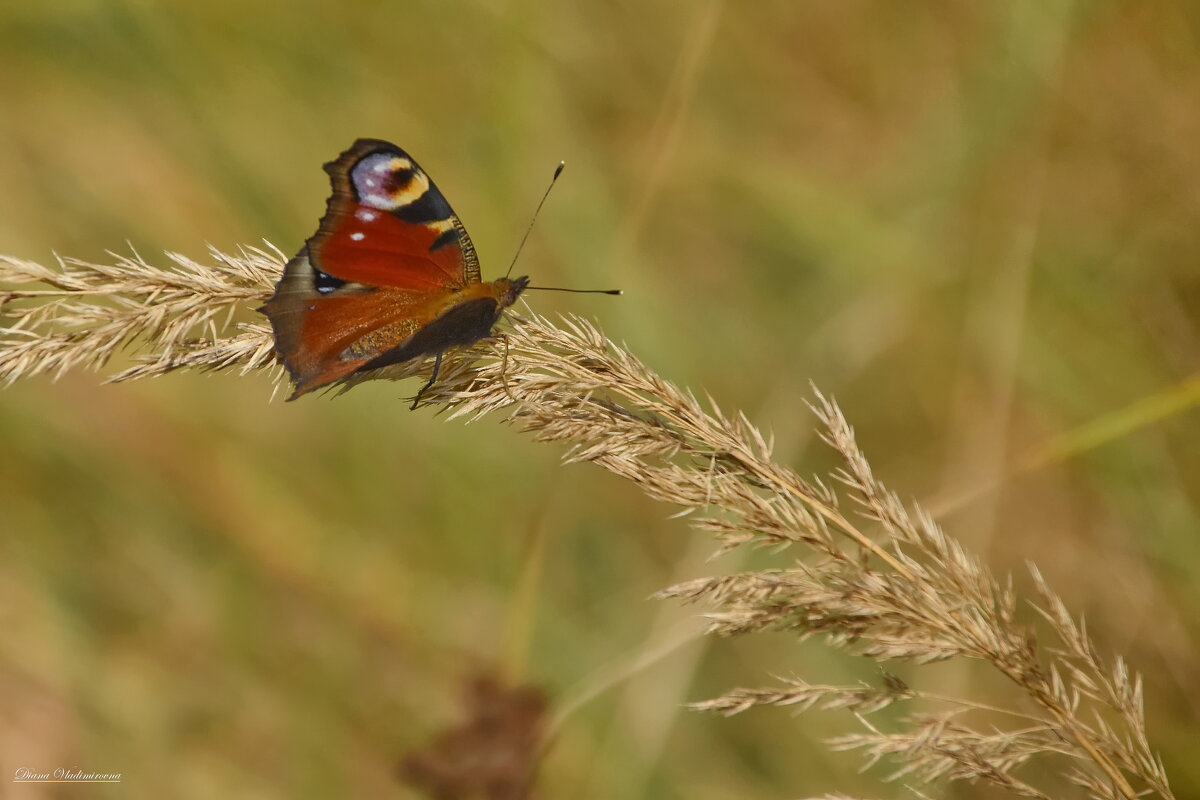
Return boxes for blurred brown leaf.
[399,676,549,800]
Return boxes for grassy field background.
[2,1,1199,798]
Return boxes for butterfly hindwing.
[262,249,440,397]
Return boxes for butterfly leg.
[411,351,444,410]
[499,333,518,405]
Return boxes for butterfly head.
[495,275,530,308]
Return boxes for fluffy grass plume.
[0,248,1175,799]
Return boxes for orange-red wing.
[262,139,518,399]
[263,248,454,397]
[282,290,442,398]
[308,139,482,292]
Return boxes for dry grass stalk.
[0,248,1174,799]
[0,246,280,387]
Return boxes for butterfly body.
[262,139,527,400]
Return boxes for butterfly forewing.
[312,141,481,290]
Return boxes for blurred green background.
[2,1,1198,797]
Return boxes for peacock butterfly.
[261,138,530,401]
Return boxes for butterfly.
[261,138,530,402]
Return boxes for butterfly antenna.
[505,161,565,278]
[525,286,622,295]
